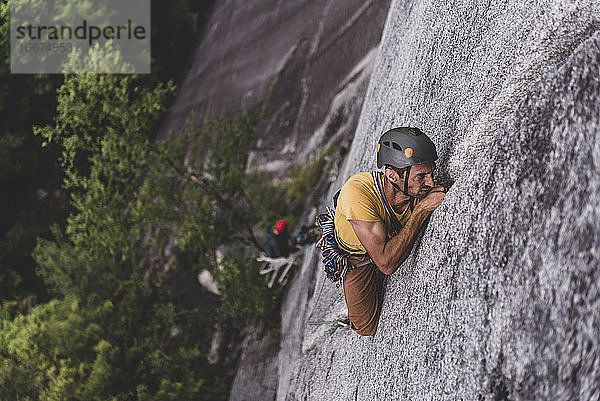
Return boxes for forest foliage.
[0,0,214,305]
[1,69,299,399]
[0,0,329,399]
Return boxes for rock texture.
[229,329,281,401]
[159,0,391,170]
[178,2,395,400]
[279,1,600,400]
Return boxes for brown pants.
[343,261,386,336]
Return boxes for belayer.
[316,127,446,335]
[265,219,294,258]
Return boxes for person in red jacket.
[265,219,293,258]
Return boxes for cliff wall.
[168,2,395,400]
[159,0,391,170]
[279,1,600,400]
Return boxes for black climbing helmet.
[376,127,438,169]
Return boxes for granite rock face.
[200,2,393,400]
[279,1,600,400]
[159,0,391,170]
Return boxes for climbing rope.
[315,208,351,283]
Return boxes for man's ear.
[383,167,393,182]
[384,167,399,183]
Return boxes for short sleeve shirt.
[334,172,415,254]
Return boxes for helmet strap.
[403,166,411,196]
[388,166,415,211]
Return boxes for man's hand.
[349,188,447,275]
[415,187,446,214]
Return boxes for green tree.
[22,66,230,400]
[141,113,269,258]
[2,31,326,398]
[212,252,283,329]
[34,65,174,298]
[0,0,64,304]
[0,286,228,401]
[0,0,215,305]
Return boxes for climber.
[265,219,294,258]
[335,127,446,336]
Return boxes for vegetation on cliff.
[0,68,308,400]
[0,0,329,398]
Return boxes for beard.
[414,186,432,199]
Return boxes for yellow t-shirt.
[334,172,415,254]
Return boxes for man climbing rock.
[335,127,446,336]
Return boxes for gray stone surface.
[159,0,391,169]
[229,329,280,401]
[197,2,393,400]
[278,1,600,400]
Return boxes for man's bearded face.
[404,162,436,199]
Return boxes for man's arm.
[349,190,446,275]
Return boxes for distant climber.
[334,127,446,336]
[265,219,294,258]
